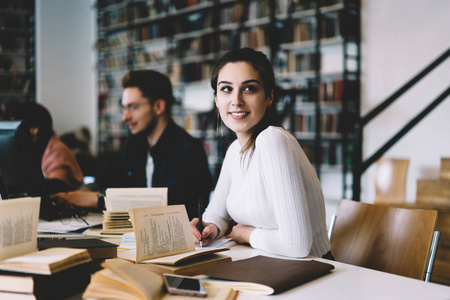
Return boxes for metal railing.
[352,46,450,201]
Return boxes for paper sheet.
[38,212,103,234]
[119,232,235,251]
[105,187,168,211]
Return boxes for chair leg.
[328,215,337,241]
[424,231,440,282]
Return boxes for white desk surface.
[222,245,450,300]
[70,244,450,300]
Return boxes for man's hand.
[50,190,98,209]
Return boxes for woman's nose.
[231,91,244,106]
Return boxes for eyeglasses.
[120,102,149,114]
[58,213,89,227]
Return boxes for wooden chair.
[330,199,440,281]
[375,157,409,204]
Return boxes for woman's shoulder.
[226,139,241,154]
[257,126,296,145]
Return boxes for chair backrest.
[375,157,409,204]
[330,199,438,280]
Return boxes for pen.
[198,197,204,247]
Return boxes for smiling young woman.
[190,48,332,259]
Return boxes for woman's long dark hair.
[7,101,54,163]
[211,48,282,159]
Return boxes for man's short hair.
[121,70,175,114]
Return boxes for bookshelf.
[0,0,35,118]
[96,0,360,196]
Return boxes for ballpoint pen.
[198,197,204,247]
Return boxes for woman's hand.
[50,190,98,209]
[227,223,255,244]
[190,218,218,247]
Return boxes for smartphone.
[163,274,208,297]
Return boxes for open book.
[118,205,231,274]
[0,197,40,261]
[0,247,92,275]
[83,259,237,300]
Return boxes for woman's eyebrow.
[242,79,260,85]
[218,79,260,85]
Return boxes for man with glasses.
[52,70,212,219]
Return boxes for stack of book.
[102,210,134,235]
[0,248,92,299]
[101,187,168,236]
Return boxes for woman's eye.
[220,86,232,92]
[243,85,257,92]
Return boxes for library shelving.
[95,0,360,196]
[0,0,35,118]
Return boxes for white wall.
[35,0,97,153]
[360,0,450,203]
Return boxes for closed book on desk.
[37,238,117,260]
[196,255,335,295]
[0,261,91,300]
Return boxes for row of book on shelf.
[100,0,354,31]
[99,0,270,30]
[99,4,355,55]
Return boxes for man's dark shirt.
[100,120,212,219]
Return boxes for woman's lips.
[229,112,249,119]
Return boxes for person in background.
[191,48,331,258]
[52,70,213,219]
[6,101,84,194]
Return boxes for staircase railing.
[352,46,450,201]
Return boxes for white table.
[224,245,450,300]
[71,244,450,300]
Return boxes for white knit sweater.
[203,126,330,258]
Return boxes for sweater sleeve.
[41,135,84,190]
[249,129,315,258]
[202,141,238,237]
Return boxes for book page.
[130,205,195,262]
[105,188,168,211]
[83,259,163,300]
[0,197,40,260]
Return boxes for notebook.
[196,255,335,295]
